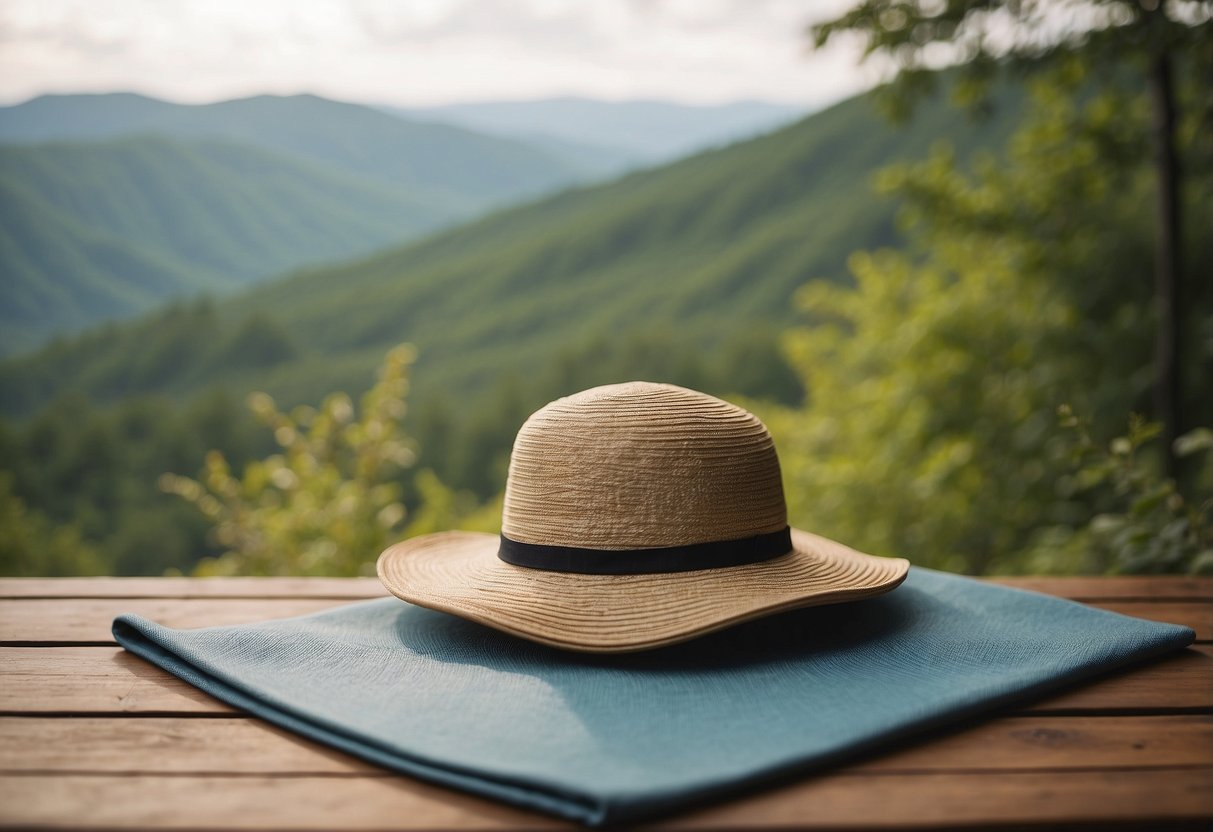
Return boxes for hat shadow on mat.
[389,585,922,673]
[379,588,930,821]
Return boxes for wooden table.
[1,576,1210,829]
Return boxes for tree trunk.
[1147,51,1182,480]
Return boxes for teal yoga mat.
[113,568,1193,825]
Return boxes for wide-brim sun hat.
[379,382,909,653]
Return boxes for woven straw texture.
[503,382,785,548]
[379,382,909,652]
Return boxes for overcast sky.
[0,0,880,107]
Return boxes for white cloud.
[0,0,879,106]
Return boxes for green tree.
[812,0,1213,475]
[0,387,265,576]
[1034,410,1213,574]
[0,473,106,576]
[765,239,1081,572]
[763,63,1210,572]
[162,344,421,576]
[403,468,502,539]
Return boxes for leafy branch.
[1057,405,1213,574]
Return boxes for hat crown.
[502,382,787,550]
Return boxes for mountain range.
[0,134,475,353]
[0,92,810,356]
[0,93,603,354]
[0,92,596,200]
[0,80,1024,432]
[393,98,805,168]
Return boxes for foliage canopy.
[765,12,1212,574]
[161,345,421,576]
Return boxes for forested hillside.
[0,93,593,202]
[0,136,468,353]
[0,83,1024,421]
[1,174,212,354]
[0,91,619,354]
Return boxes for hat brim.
[377,528,909,653]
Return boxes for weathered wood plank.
[4,595,1205,644]
[1,575,1207,601]
[665,768,1213,830]
[0,717,374,774]
[0,773,565,830]
[0,647,236,714]
[987,575,1213,600]
[3,642,1208,718]
[1086,600,1212,640]
[1024,645,1213,714]
[2,769,1209,830]
[0,577,1207,829]
[858,714,1213,771]
[2,715,1207,776]
[0,598,354,644]
[0,578,387,600]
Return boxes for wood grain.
[0,773,566,830]
[665,767,1213,829]
[2,769,1209,830]
[1,575,1208,600]
[2,596,1208,644]
[0,717,376,774]
[4,645,1210,716]
[1,576,1209,831]
[2,715,1208,776]
[1086,600,1212,640]
[987,575,1212,600]
[0,647,237,714]
[856,714,1213,771]
[0,578,387,599]
[1023,645,1213,714]
[0,598,356,644]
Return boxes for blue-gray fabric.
[112,568,1193,826]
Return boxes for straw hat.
[378,382,909,653]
